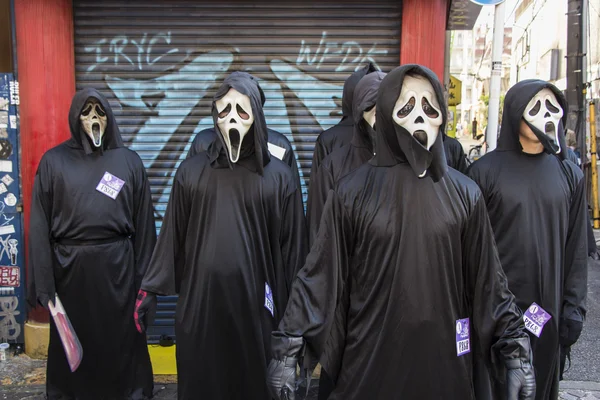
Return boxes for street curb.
[561,381,600,391]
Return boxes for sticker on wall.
[8,116,15,130]
[0,226,15,236]
[0,287,14,296]
[9,81,19,105]
[1,175,13,187]
[0,98,7,111]
[0,184,8,195]
[0,236,17,265]
[4,194,16,207]
[0,113,7,129]
[0,161,12,173]
[0,129,6,139]
[0,266,19,287]
[0,140,12,160]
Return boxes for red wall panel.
[15,0,75,322]
[400,0,449,81]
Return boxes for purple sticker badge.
[264,282,274,318]
[96,172,125,200]
[456,318,471,356]
[523,302,552,338]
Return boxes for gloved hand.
[559,318,583,347]
[134,289,157,334]
[267,356,298,400]
[267,336,304,400]
[506,360,536,400]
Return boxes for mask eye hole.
[546,100,560,113]
[81,104,93,117]
[95,104,106,117]
[397,97,416,119]
[422,97,439,118]
[529,100,541,116]
[218,104,231,119]
[236,104,250,120]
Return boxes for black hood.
[352,71,386,151]
[210,71,270,175]
[370,64,448,182]
[497,79,568,160]
[341,62,379,119]
[67,88,124,155]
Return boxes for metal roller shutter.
[73,0,401,342]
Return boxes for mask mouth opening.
[229,128,240,161]
[413,130,428,147]
[92,122,101,146]
[544,121,556,142]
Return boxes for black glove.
[559,318,583,347]
[267,336,304,400]
[506,360,536,400]
[134,289,157,334]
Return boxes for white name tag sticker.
[96,172,125,200]
[267,143,286,161]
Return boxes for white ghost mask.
[523,88,564,154]
[216,88,254,163]
[363,105,376,129]
[392,75,443,152]
[79,99,107,148]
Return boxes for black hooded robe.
[272,65,531,399]
[28,88,155,400]
[444,134,469,173]
[140,72,308,399]
[468,80,588,400]
[186,127,301,191]
[310,63,378,176]
[306,71,384,246]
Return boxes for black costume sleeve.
[306,164,334,246]
[272,190,352,360]
[27,157,56,308]
[132,163,157,291]
[140,169,189,295]
[186,139,200,159]
[562,176,588,322]
[280,187,309,293]
[463,196,529,370]
[454,145,469,174]
[310,138,327,178]
[282,150,302,192]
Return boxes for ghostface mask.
[79,99,107,148]
[216,88,254,163]
[523,88,564,154]
[393,75,443,151]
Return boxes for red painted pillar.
[400,0,449,81]
[15,0,75,322]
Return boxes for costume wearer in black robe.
[306,71,384,246]
[305,70,385,400]
[27,88,155,400]
[186,74,301,191]
[444,134,469,173]
[310,63,378,176]
[468,80,588,400]
[267,65,535,400]
[138,72,308,399]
